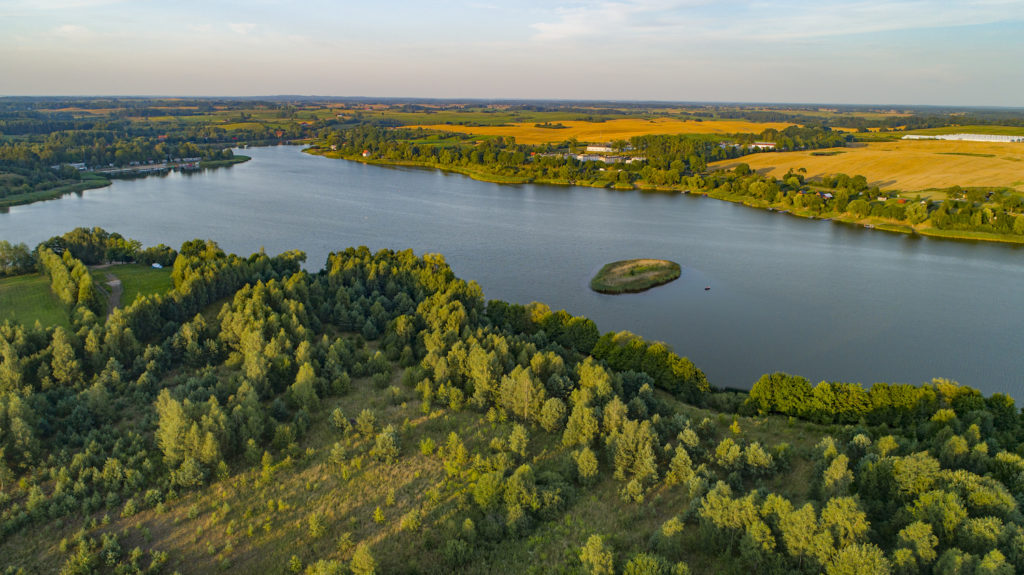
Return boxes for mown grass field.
[710,139,1024,192]
[91,263,173,308]
[407,118,797,145]
[0,273,70,328]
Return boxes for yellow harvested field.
[829,126,892,133]
[218,122,265,130]
[710,140,1024,192]
[407,118,796,145]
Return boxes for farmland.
[406,118,797,145]
[710,139,1024,192]
[905,125,1024,137]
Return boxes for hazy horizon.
[2,0,1023,107]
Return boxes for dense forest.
[1,229,1023,573]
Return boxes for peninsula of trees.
[0,228,1023,573]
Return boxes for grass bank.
[591,259,681,294]
[0,174,110,209]
[916,227,1024,244]
[199,155,251,169]
[0,273,70,328]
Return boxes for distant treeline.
[320,125,847,188]
[691,165,1024,238]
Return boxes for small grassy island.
[590,258,682,294]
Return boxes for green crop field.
[0,273,70,328]
[905,125,1024,136]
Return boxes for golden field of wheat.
[408,118,796,145]
[710,139,1024,192]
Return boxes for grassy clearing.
[199,155,251,169]
[0,273,70,328]
[590,259,682,294]
[711,139,1024,192]
[91,264,174,308]
[406,118,796,145]
[916,227,1024,244]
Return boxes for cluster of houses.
[52,157,204,176]
[533,151,645,165]
[902,134,1024,143]
[571,153,645,164]
[584,144,633,153]
[718,142,776,150]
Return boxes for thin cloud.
[531,1,698,41]
[1,0,125,9]
[228,22,257,35]
[52,24,89,38]
[530,0,1024,42]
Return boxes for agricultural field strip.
[710,140,1024,192]
[405,118,798,145]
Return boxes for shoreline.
[306,147,1024,247]
[0,155,251,209]
[0,175,111,209]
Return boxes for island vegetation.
[590,259,682,294]
[0,227,1022,573]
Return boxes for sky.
[1,0,1023,106]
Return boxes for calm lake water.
[2,146,1022,397]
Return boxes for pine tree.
[509,424,529,458]
[351,542,377,575]
[50,327,81,388]
[288,362,320,411]
[580,535,615,575]
[562,404,598,448]
[575,447,599,485]
[155,389,188,468]
[665,446,694,486]
[371,425,399,463]
[356,409,376,437]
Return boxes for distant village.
[535,141,777,165]
[52,157,203,176]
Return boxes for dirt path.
[103,272,122,318]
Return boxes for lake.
[2,145,1022,397]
